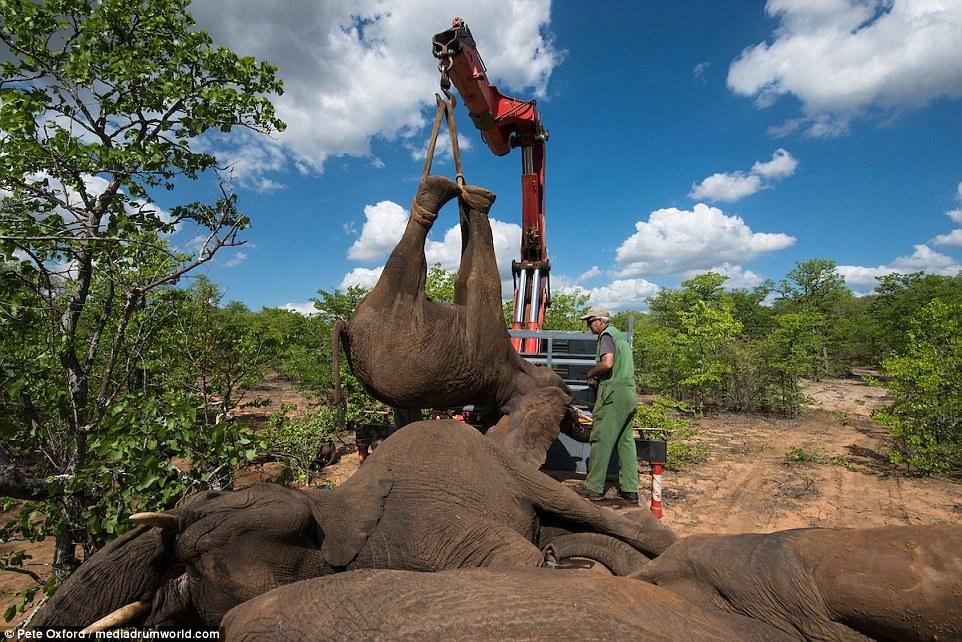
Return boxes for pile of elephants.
[32,178,962,640]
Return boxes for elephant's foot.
[459,183,496,215]
[411,175,461,228]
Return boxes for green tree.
[875,299,962,474]
[542,289,591,330]
[761,311,824,414]
[0,0,283,596]
[312,286,369,325]
[641,273,742,407]
[676,298,743,409]
[775,259,853,378]
[425,263,456,303]
[648,272,727,328]
[256,306,326,390]
[777,259,851,312]
[727,280,775,338]
[871,272,962,357]
[156,277,277,425]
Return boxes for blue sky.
[168,0,962,312]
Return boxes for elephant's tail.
[331,319,348,410]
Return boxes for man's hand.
[587,376,599,389]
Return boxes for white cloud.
[838,244,962,286]
[751,148,799,179]
[931,180,962,246]
[340,266,384,290]
[224,251,248,267]
[281,302,318,316]
[689,149,798,202]
[615,203,796,276]
[890,244,960,273]
[190,1,562,183]
[932,229,962,247]
[222,137,288,193]
[577,265,602,281]
[689,172,762,203]
[582,279,660,312]
[347,201,409,261]
[728,1,962,137]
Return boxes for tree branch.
[0,465,50,500]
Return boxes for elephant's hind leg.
[366,176,461,304]
[453,185,503,338]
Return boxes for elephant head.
[331,175,574,466]
[634,525,962,641]
[32,476,391,630]
[34,421,674,631]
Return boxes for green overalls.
[585,324,639,494]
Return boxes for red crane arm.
[432,19,550,352]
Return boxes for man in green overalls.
[576,306,639,502]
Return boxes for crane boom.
[432,18,550,353]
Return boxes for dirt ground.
[3,373,960,628]
[658,384,962,534]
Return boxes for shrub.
[785,447,827,464]
[874,299,962,474]
[635,397,708,469]
[264,405,348,485]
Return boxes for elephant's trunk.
[543,533,650,576]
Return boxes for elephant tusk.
[130,511,177,530]
[81,600,150,633]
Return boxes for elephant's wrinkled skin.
[33,420,675,630]
[220,567,789,642]
[635,524,962,641]
[332,176,573,466]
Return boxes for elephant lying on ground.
[220,567,788,642]
[635,524,962,641]
[32,420,675,630]
[332,176,574,467]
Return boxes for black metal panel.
[635,439,668,463]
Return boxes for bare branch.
[90,289,141,424]
[83,278,114,376]
[1,566,44,583]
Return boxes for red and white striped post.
[649,461,664,519]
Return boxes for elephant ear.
[311,461,394,567]
[486,387,569,468]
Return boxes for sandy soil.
[3,374,960,629]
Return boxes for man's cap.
[579,305,610,321]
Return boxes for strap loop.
[420,87,465,186]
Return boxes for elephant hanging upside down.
[333,176,574,466]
